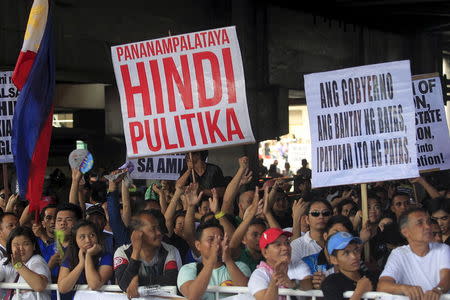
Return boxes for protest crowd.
[1,1,450,300]
[0,151,448,300]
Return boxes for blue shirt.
[41,241,65,282]
[60,252,113,300]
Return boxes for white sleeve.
[380,249,402,282]
[248,269,270,296]
[438,244,450,270]
[0,261,7,282]
[174,248,182,270]
[28,256,51,281]
[290,238,302,264]
[288,260,311,280]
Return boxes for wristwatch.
[433,286,444,294]
[13,262,23,270]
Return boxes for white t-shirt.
[380,243,450,292]
[0,254,51,300]
[248,261,311,297]
[290,232,322,264]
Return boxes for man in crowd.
[291,199,333,264]
[177,222,251,300]
[114,210,182,299]
[33,204,57,252]
[41,203,82,282]
[321,232,377,300]
[377,207,450,298]
[0,212,18,258]
[177,151,226,197]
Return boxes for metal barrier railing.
[0,283,448,300]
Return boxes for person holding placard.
[176,151,226,197]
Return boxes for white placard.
[412,74,450,172]
[111,26,255,158]
[304,60,419,188]
[129,155,185,180]
[0,71,17,163]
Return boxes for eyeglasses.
[309,211,332,217]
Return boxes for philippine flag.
[12,0,55,214]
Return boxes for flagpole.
[2,164,8,195]
[361,183,370,262]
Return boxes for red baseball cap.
[259,228,292,250]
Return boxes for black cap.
[86,204,106,217]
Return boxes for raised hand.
[208,188,220,214]
[221,233,232,263]
[11,249,22,265]
[32,222,44,239]
[131,230,143,254]
[240,169,253,186]
[238,156,249,170]
[185,183,203,207]
[204,234,220,267]
[292,198,307,223]
[71,167,83,182]
[243,187,261,221]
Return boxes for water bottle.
[138,285,162,297]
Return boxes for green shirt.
[238,248,262,272]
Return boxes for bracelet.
[215,211,226,220]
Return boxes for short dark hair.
[306,199,333,215]
[195,221,223,241]
[40,204,57,222]
[398,207,427,230]
[130,210,167,234]
[325,215,354,235]
[200,212,215,224]
[249,218,267,228]
[56,203,83,221]
[429,197,450,215]
[0,212,17,225]
[337,199,356,215]
[5,226,41,264]
[390,192,410,206]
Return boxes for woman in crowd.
[57,220,113,300]
[248,228,312,300]
[0,226,51,300]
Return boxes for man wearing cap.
[321,232,376,300]
[248,228,312,300]
[86,204,114,255]
[377,208,450,299]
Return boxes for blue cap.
[327,232,362,255]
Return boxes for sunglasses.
[309,210,332,217]
[0,194,5,199]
